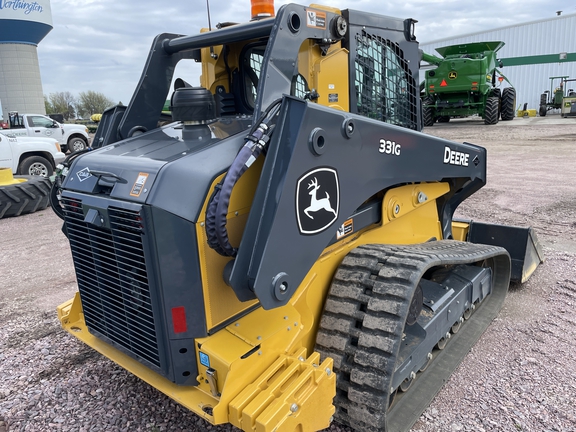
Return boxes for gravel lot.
[1,115,575,431]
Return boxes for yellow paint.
[229,348,335,431]
[195,157,264,331]
[517,109,537,117]
[451,220,470,241]
[308,4,341,14]
[298,41,350,112]
[57,181,469,431]
[0,168,26,185]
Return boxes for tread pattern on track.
[316,240,509,431]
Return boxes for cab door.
[25,115,63,140]
[0,134,15,171]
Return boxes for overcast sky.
[38,0,574,109]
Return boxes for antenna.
[206,0,218,59]
[206,0,213,31]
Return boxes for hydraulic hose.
[205,99,282,257]
[50,148,93,220]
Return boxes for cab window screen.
[354,31,417,129]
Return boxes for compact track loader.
[53,2,542,431]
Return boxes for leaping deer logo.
[304,177,337,219]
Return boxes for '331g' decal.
[379,139,401,156]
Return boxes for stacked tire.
[0,170,52,219]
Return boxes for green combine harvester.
[421,41,515,126]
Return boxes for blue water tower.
[0,1,53,119]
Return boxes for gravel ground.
[1,115,575,431]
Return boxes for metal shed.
[419,13,576,114]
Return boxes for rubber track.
[315,240,511,432]
[0,176,52,219]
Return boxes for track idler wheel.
[463,302,477,320]
[399,372,416,392]
[419,353,433,372]
[451,317,464,334]
[436,332,451,350]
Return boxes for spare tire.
[0,173,52,219]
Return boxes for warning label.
[130,172,149,197]
[306,9,326,29]
[336,218,353,239]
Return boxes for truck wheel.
[500,88,516,121]
[18,156,54,177]
[484,97,499,125]
[69,136,88,152]
[0,173,52,218]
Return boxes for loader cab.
[194,21,418,127]
[97,4,421,148]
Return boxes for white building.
[420,13,576,112]
[0,0,53,119]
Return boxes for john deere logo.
[296,168,339,235]
[448,71,457,80]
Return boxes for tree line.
[44,91,119,120]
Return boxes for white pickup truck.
[0,132,66,177]
[1,113,91,153]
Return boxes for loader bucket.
[467,221,544,283]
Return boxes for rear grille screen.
[62,197,160,368]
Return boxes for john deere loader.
[52,2,542,431]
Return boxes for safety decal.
[336,218,353,239]
[296,167,339,235]
[306,9,326,29]
[76,167,92,182]
[328,94,339,103]
[130,172,149,197]
[199,352,210,368]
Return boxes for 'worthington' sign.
[0,1,43,14]
[0,0,52,26]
